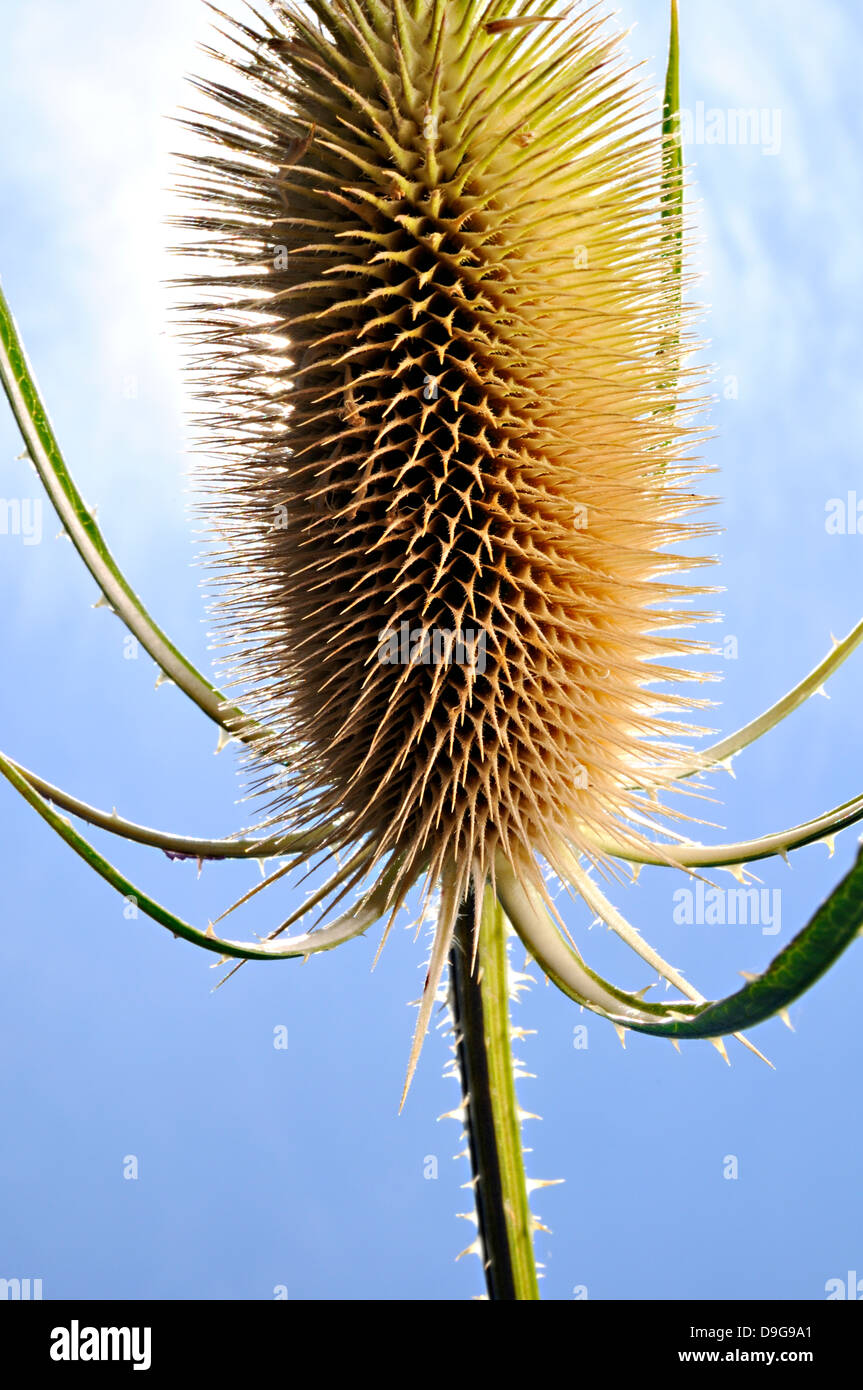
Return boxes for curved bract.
[611,845,863,1041]
[495,853,675,1024]
[662,618,863,785]
[577,789,863,870]
[499,833,863,1049]
[0,283,258,746]
[0,749,410,963]
[3,753,334,860]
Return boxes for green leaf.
[615,845,863,1040]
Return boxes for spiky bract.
[178,1,713,962]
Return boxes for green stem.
[662,0,682,226]
[655,0,682,425]
[0,279,258,744]
[448,881,539,1301]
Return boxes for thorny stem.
[0,279,258,745]
[2,753,333,860]
[448,881,540,1301]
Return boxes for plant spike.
[494,854,668,1026]
[656,0,682,424]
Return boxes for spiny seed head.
[177,0,715,921]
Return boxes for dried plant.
[1,0,861,1300]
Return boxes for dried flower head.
[177,0,712,1080]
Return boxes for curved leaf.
[665,618,863,785]
[580,789,863,869]
[614,846,863,1040]
[0,282,259,744]
[4,752,338,860]
[0,747,398,962]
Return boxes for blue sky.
[0,0,861,1301]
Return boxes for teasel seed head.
[176,0,715,1072]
